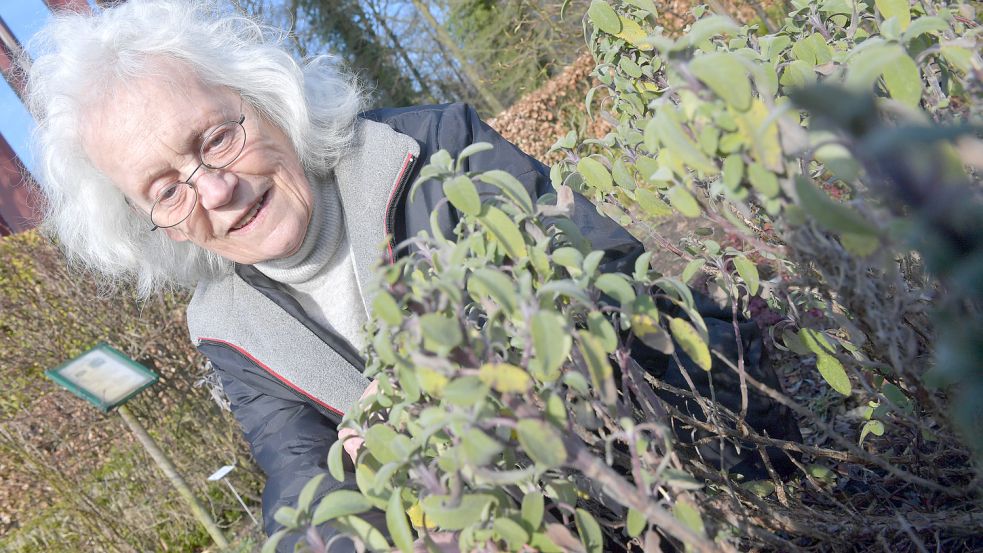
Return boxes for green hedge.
[0,230,264,552]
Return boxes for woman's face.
[82,59,313,265]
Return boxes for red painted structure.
[43,0,94,13]
[0,0,93,236]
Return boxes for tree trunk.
[365,0,438,103]
[410,0,505,114]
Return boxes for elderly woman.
[27,0,798,549]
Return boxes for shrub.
[270,1,981,551]
[0,231,265,552]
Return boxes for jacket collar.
[333,119,420,313]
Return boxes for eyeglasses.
[149,113,247,231]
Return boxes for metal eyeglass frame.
[148,112,247,232]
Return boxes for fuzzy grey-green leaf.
[587,0,622,35]
[420,313,463,353]
[669,317,712,371]
[478,205,529,259]
[387,488,415,553]
[577,157,613,194]
[444,175,482,217]
[531,311,571,380]
[689,52,752,111]
[626,507,646,538]
[595,273,636,304]
[521,491,545,529]
[733,255,760,296]
[575,508,604,553]
[517,419,567,468]
[667,185,702,218]
[469,267,518,313]
[882,54,921,108]
[328,437,346,482]
[297,473,324,513]
[795,177,878,236]
[311,490,374,525]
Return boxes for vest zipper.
[384,153,417,264]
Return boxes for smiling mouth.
[231,190,270,232]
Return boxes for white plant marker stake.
[208,464,259,527]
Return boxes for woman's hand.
[337,379,379,463]
[413,532,459,552]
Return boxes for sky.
[1,0,98,175]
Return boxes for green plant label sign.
[45,343,158,412]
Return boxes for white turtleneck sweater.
[255,178,368,352]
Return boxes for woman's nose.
[195,170,239,210]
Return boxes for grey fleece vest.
[186,120,420,415]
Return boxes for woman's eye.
[156,184,183,206]
[203,128,231,156]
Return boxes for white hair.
[26,0,363,296]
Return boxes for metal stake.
[224,479,259,527]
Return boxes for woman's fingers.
[413,532,459,552]
[338,379,380,462]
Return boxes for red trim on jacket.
[198,337,345,416]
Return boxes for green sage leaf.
[311,490,374,525]
[876,0,910,30]
[387,488,415,553]
[747,162,780,198]
[365,425,401,465]
[479,363,532,394]
[521,491,545,529]
[669,317,712,371]
[494,517,530,550]
[469,267,518,313]
[626,508,646,538]
[516,419,567,468]
[672,499,706,537]
[475,170,534,215]
[460,428,504,466]
[575,508,604,553]
[795,177,878,236]
[636,188,674,217]
[587,0,622,35]
[478,205,529,259]
[420,494,495,530]
[577,157,614,194]
[817,353,852,396]
[689,52,752,111]
[882,54,921,108]
[444,175,481,217]
[595,273,636,304]
[531,311,571,380]
[328,437,346,482]
[578,331,617,405]
[297,473,325,513]
[733,255,760,296]
[667,185,702,218]
[420,313,463,353]
[372,291,403,327]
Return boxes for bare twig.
[565,438,731,553]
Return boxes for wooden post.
[117,404,230,549]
